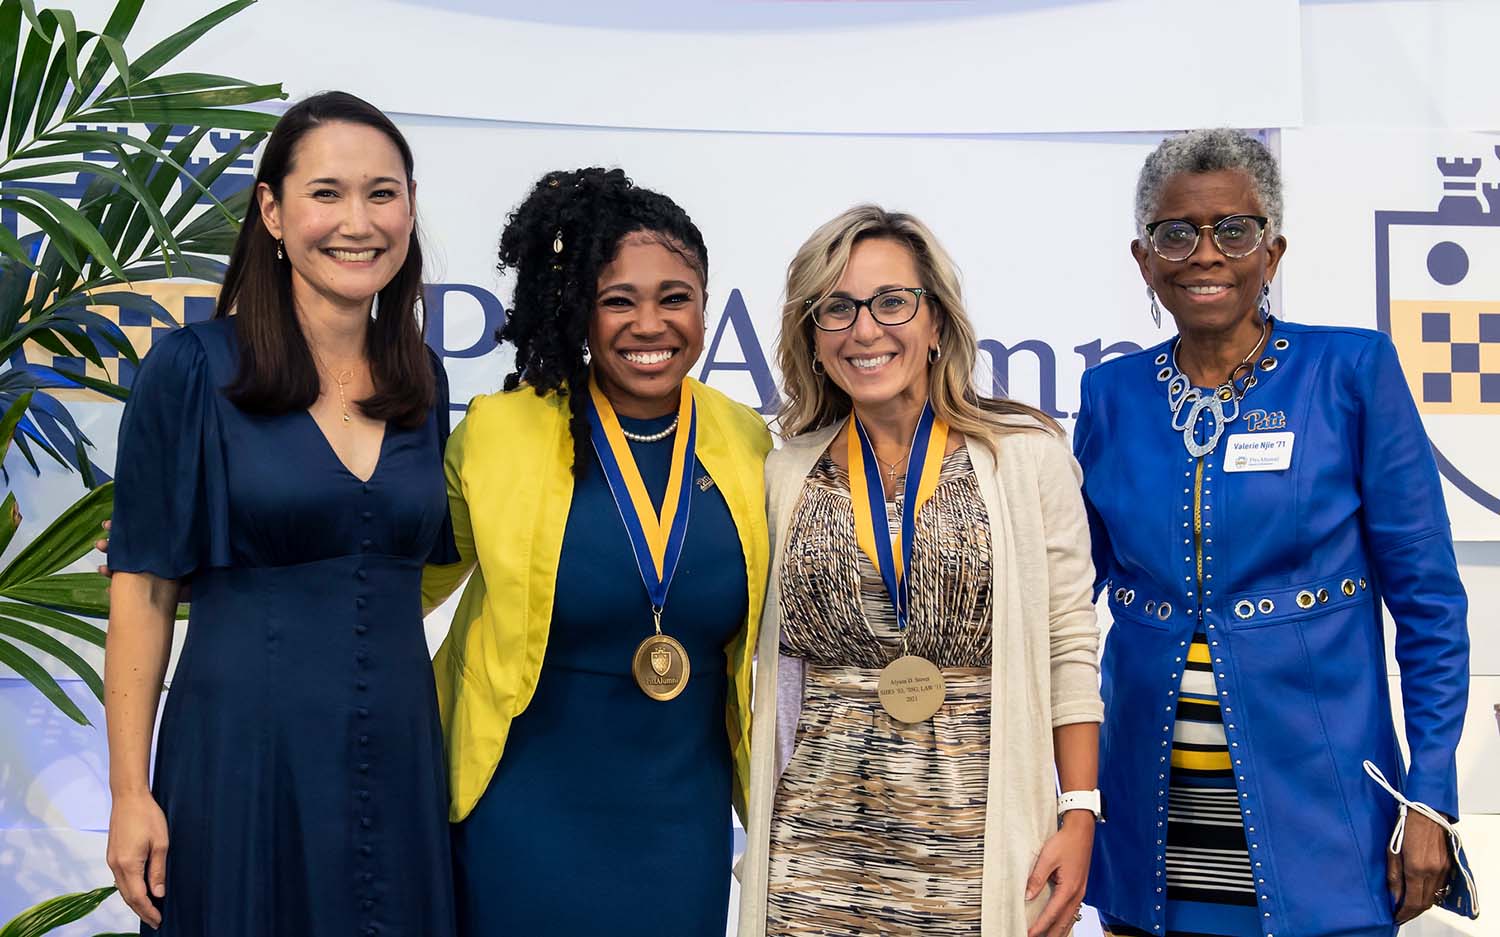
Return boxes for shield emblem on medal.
[651,645,672,676]
[1375,148,1500,516]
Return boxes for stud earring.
[276,239,284,261]
[1148,286,1161,329]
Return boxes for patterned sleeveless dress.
[765,447,995,936]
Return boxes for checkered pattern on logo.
[1388,300,1500,415]
[24,283,221,398]
[1419,309,1500,403]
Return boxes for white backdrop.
[2,2,1497,934]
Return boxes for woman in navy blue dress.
[104,92,458,937]
[421,168,771,936]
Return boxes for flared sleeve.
[110,327,232,580]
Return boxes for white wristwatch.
[1057,789,1102,820]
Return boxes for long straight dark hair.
[216,90,433,428]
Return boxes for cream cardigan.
[737,417,1104,937]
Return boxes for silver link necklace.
[1156,316,1272,457]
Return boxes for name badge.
[1224,431,1294,472]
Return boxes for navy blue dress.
[111,318,458,937]
[450,411,746,936]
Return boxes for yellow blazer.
[423,378,771,823]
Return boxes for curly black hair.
[497,167,709,475]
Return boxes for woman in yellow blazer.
[421,168,770,936]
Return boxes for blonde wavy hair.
[775,204,1061,444]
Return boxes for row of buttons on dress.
[356,482,381,937]
[1231,577,1368,619]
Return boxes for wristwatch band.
[1058,789,1102,819]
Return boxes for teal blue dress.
[450,411,747,936]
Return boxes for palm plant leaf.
[0,600,105,647]
[0,633,88,724]
[94,0,254,99]
[0,885,118,937]
[29,168,115,315]
[2,186,123,277]
[0,479,112,723]
[0,572,108,616]
[0,388,31,462]
[0,481,111,590]
[0,2,22,131]
[7,2,53,155]
[0,613,103,701]
[0,0,284,485]
[0,491,19,553]
[107,122,193,277]
[66,0,141,110]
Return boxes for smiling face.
[588,232,707,418]
[258,120,415,313]
[812,236,941,418]
[1132,169,1286,336]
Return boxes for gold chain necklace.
[310,346,360,424]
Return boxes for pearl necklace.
[619,415,679,443]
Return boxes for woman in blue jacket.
[1076,128,1469,937]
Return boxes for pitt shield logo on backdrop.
[1376,148,1500,516]
[4,125,258,395]
[20,284,220,395]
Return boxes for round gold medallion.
[632,633,690,701]
[877,654,946,723]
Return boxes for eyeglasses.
[1144,214,1269,262]
[806,287,926,332]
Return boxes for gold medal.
[585,379,699,705]
[877,654,945,723]
[632,632,690,701]
[850,404,950,723]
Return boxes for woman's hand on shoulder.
[1026,812,1095,937]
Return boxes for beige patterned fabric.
[766,450,995,935]
[739,417,1103,937]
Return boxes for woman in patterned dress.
[1077,129,1468,937]
[737,205,1104,937]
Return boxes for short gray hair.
[1134,128,1283,238]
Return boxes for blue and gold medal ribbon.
[584,377,697,618]
[848,402,949,633]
